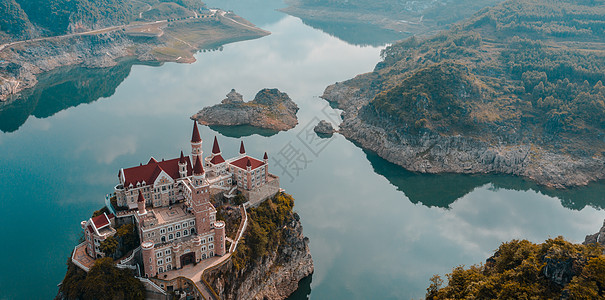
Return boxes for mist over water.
[0,2,603,299]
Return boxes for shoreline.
[0,11,270,102]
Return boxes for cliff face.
[322,82,605,189]
[204,214,313,300]
[192,88,299,131]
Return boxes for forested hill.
[362,0,605,154]
[0,0,205,41]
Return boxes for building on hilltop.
[75,121,280,278]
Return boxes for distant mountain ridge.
[322,0,605,188]
[0,0,204,42]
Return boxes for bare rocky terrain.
[192,88,299,132]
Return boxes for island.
[58,121,313,300]
[191,88,299,132]
[0,0,270,101]
[321,0,605,188]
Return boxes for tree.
[99,236,118,259]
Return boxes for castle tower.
[263,152,268,182]
[214,221,226,256]
[137,191,146,215]
[141,241,156,277]
[212,136,221,157]
[191,121,202,166]
[239,141,246,157]
[178,150,187,178]
[190,183,212,235]
[192,156,205,186]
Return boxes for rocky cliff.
[203,193,313,300]
[323,82,605,189]
[192,88,299,131]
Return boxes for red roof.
[239,141,246,154]
[210,155,225,164]
[191,121,201,143]
[193,156,204,175]
[230,156,265,170]
[123,155,193,187]
[91,213,110,229]
[212,136,221,154]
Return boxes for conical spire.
[193,155,204,175]
[191,120,201,143]
[137,191,145,203]
[246,157,252,167]
[239,141,246,155]
[212,136,221,154]
[263,152,268,160]
[179,150,186,164]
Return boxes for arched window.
[161,236,166,242]
[158,267,164,273]
[168,234,173,240]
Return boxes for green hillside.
[0,0,206,41]
[355,0,605,155]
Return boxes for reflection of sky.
[0,9,603,300]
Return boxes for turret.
[239,141,246,157]
[191,121,202,166]
[212,136,221,156]
[178,150,187,178]
[137,191,147,215]
[192,156,204,186]
[214,221,226,256]
[141,241,156,277]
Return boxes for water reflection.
[364,149,605,210]
[208,124,279,138]
[0,60,160,133]
[286,274,313,300]
[299,19,410,47]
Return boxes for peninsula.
[59,121,313,299]
[321,0,605,188]
[0,0,270,101]
[192,88,299,132]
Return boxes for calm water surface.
[1,2,604,299]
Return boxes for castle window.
[165,249,171,255]
[183,222,188,228]
[161,236,166,243]
[167,264,172,271]
[209,244,214,250]
[167,227,173,232]
[175,224,181,230]
[158,267,164,273]
[168,234,173,240]
[190,221,195,226]
[209,237,214,242]
[176,232,181,238]
[158,259,163,265]
[166,257,172,263]
[160,228,166,234]
[201,239,206,244]
[184,229,188,236]
[201,246,206,251]
[156,252,163,258]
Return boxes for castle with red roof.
[76,121,280,278]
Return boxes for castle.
[74,121,280,278]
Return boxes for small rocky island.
[192,88,299,131]
[313,119,336,136]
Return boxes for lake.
[1,1,604,299]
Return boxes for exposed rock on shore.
[192,88,299,131]
[322,82,605,189]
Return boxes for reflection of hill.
[209,125,279,138]
[364,150,605,210]
[299,19,409,47]
[286,274,312,300]
[0,60,160,133]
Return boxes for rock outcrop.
[322,82,605,189]
[584,220,605,247]
[313,119,335,136]
[192,88,299,131]
[203,213,313,300]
